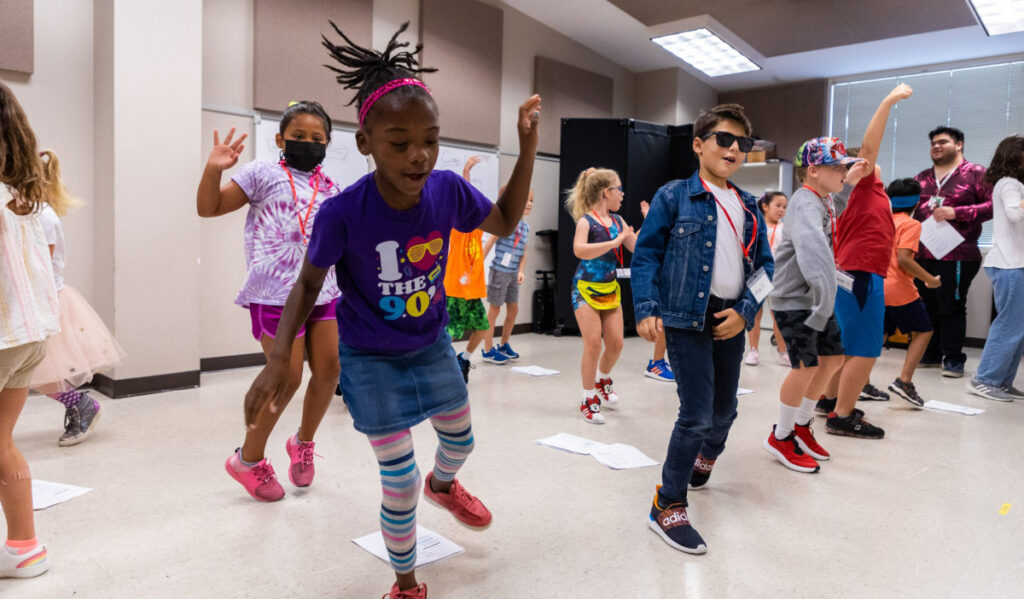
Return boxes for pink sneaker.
[285,434,318,487]
[383,583,427,599]
[225,450,285,502]
[422,472,492,529]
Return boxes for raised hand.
[640,200,650,219]
[887,83,913,104]
[208,128,247,171]
[462,155,482,181]
[517,94,542,154]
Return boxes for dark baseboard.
[451,323,534,342]
[965,337,985,349]
[200,353,267,372]
[93,370,200,399]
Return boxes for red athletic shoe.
[763,426,820,473]
[793,421,830,461]
[383,582,427,599]
[596,377,619,408]
[423,472,492,529]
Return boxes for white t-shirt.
[984,177,1024,270]
[37,204,66,291]
[704,180,746,300]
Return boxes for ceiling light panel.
[651,28,761,77]
[968,0,1024,36]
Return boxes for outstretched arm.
[197,128,250,217]
[479,96,541,237]
[847,84,912,185]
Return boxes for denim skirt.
[338,331,468,435]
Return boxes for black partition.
[555,118,698,335]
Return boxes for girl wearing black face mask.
[195,101,344,503]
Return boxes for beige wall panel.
[533,56,614,155]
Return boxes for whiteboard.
[433,144,500,201]
[254,114,369,191]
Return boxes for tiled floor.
[8,334,1023,598]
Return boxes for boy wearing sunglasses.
[633,104,773,554]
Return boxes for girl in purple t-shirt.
[196,101,341,503]
[243,22,540,599]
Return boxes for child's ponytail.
[564,167,618,221]
[39,150,80,216]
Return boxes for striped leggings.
[368,400,475,574]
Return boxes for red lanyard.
[769,224,779,248]
[512,222,523,250]
[282,165,322,243]
[702,179,756,263]
[591,210,624,267]
[802,184,837,257]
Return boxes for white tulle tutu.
[30,285,125,394]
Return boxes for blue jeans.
[658,301,745,506]
[976,267,1024,388]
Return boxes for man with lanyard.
[913,126,992,378]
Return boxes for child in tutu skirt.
[30,150,124,446]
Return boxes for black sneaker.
[814,396,837,415]
[648,490,707,554]
[59,393,101,447]
[942,359,965,378]
[888,378,925,407]
[688,454,716,490]
[859,383,890,401]
[825,408,884,439]
[456,353,475,383]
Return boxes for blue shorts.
[338,331,468,435]
[885,298,933,335]
[834,271,885,358]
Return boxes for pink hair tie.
[358,78,431,127]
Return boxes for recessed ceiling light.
[651,28,761,77]
[967,0,1024,36]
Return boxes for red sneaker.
[423,472,492,529]
[580,397,605,424]
[793,421,830,461]
[596,377,619,408]
[383,583,427,599]
[762,427,820,473]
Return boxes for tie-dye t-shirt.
[307,170,493,352]
[231,161,342,307]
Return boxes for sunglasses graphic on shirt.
[700,131,755,153]
[407,237,444,263]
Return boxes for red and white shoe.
[793,421,830,461]
[596,377,619,408]
[384,582,428,598]
[580,397,605,424]
[763,426,820,473]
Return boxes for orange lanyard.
[769,224,779,248]
[802,184,837,258]
[591,210,624,267]
[702,179,756,263]
[282,165,321,243]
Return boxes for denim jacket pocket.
[663,218,704,309]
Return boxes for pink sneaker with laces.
[285,434,318,487]
[225,450,285,502]
[383,582,427,598]
[422,472,492,529]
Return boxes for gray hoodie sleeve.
[788,197,837,331]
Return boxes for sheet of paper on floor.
[352,526,464,569]
[920,216,964,260]
[510,365,560,376]
[535,432,607,455]
[588,443,660,469]
[923,400,984,416]
[32,479,92,510]
[737,387,754,396]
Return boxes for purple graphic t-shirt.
[232,161,342,307]
[308,170,493,353]
[913,160,993,262]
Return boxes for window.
[829,58,1024,245]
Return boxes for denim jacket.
[632,171,774,332]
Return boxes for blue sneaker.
[942,358,965,378]
[481,347,510,365]
[497,342,520,360]
[648,487,706,554]
[645,359,674,382]
[456,353,475,382]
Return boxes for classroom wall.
[718,80,829,162]
[635,67,719,127]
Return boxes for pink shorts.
[249,299,338,341]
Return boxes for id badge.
[616,268,631,279]
[836,269,854,292]
[930,196,943,209]
[501,253,512,267]
[746,267,773,303]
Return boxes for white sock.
[796,397,816,425]
[582,388,598,400]
[597,370,611,382]
[775,404,799,439]
[460,351,470,361]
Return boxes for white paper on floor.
[923,400,985,416]
[588,443,660,469]
[510,365,559,377]
[352,526,464,569]
[32,479,91,510]
[535,433,607,455]
[737,387,754,396]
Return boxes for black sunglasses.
[701,131,755,153]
